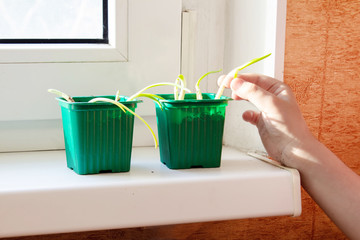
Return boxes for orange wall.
[4,1,359,240]
[282,0,360,238]
[285,0,360,173]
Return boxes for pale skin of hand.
[218,73,360,240]
[218,72,313,166]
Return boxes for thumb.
[230,78,277,112]
[242,110,260,125]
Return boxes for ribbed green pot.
[155,93,231,169]
[57,95,141,175]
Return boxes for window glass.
[0,0,107,43]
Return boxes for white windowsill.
[0,146,301,238]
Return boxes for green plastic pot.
[155,93,231,169]
[57,95,141,175]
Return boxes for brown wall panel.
[284,0,360,239]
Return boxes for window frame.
[0,0,109,44]
[0,0,127,63]
[0,0,182,153]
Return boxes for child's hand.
[218,73,314,166]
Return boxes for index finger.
[236,73,284,95]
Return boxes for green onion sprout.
[215,53,271,99]
[89,97,158,148]
[174,77,180,100]
[174,75,186,100]
[131,93,165,110]
[195,69,222,100]
[48,89,74,102]
[127,82,191,101]
[177,74,186,100]
[115,90,121,101]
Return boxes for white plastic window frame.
[0,0,127,63]
[0,0,182,153]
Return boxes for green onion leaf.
[233,53,272,78]
[174,78,180,100]
[48,89,74,102]
[195,69,222,100]
[89,97,158,148]
[215,53,271,99]
[178,74,186,100]
[128,82,191,101]
[115,90,121,101]
[133,93,165,110]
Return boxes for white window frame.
[0,0,182,152]
[0,0,128,63]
